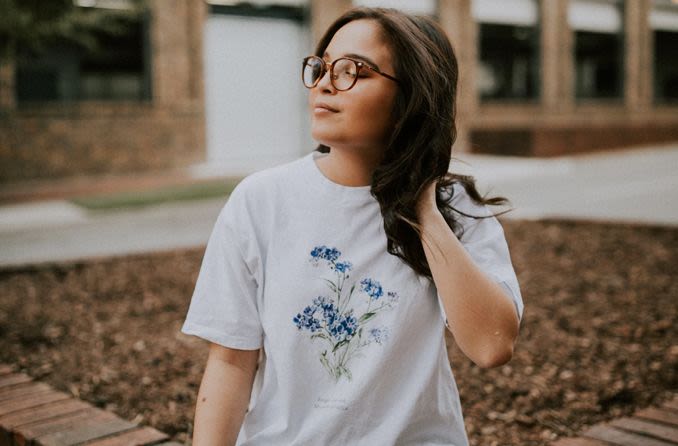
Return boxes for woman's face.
[309,19,399,155]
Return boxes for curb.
[551,394,678,446]
[0,364,183,446]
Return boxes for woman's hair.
[314,7,510,279]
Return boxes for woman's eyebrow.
[323,51,381,70]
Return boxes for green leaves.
[338,365,352,381]
[358,312,376,324]
[319,351,331,371]
[322,278,338,293]
[0,0,147,61]
[311,333,329,341]
[332,339,350,353]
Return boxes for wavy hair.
[313,7,510,278]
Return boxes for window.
[569,0,624,100]
[15,5,150,103]
[353,0,437,16]
[650,1,678,103]
[473,0,540,101]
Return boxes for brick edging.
[0,364,182,445]
[5,361,675,446]
[551,394,678,446]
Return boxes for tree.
[0,0,147,107]
[0,0,147,61]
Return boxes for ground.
[0,219,676,445]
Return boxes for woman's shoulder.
[229,155,307,202]
[442,179,493,218]
[218,156,307,237]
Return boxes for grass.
[69,178,243,211]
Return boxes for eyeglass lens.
[303,57,358,91]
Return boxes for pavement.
[0,142,676,268]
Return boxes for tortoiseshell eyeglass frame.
[302,55,400,91]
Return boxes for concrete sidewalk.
[455,142,678,225]
[1,143,676,268]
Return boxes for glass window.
[473,0,540,101]
[353,0,437,16]
[569,0,624,100]
[15,6,150,103]
[650,1,678,103]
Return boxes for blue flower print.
[292,303,322,333]
[368,326,390,345]
[310,245,341,264]
[332,261,353,273]
[294,245,400,382]
[329,310,357,342]
[360,278,383,300]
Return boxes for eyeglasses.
[302,55,399,91]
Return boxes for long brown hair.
[314,7,510,278]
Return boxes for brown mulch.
[0,219,676,445]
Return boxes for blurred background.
[0,1,677,445]
[0,0,677,182]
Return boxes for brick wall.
[470,124,678,157]
[0,0,207,184]
[442,0,678,156]
[1,0,677,184]
[0,103,204,182]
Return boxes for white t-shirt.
[181,150,524,446]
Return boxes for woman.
[182,7,523,445]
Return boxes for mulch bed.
[0,219,676,445]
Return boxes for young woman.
[182,7,523,445]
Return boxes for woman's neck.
[315,148,382,187]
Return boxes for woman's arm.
[416,183,520,369]
[192,343,260,446]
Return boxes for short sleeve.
[181,191,264,350]
[437,182,524,324]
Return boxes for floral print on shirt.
[292,245,400,383]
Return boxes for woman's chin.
[310,130,340,147]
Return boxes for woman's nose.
[316,67,336,93]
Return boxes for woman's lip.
[314,107,338,113]
[313,102,339,112]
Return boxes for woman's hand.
[415,179,440,222]
[416,179,520,369]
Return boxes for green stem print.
[293,245,400,383]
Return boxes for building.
[0,0,676,183]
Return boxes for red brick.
[0,391,70,417]
[0,398,90,430]
[635,407,678,428]
[610,417,678,444]
[584,424,675,446]
[12,407,113,444]
[37,417,137,446]
[0,374,32,389]
[550,438,609,446]
[84,426,169,445]
[0,382,52,402]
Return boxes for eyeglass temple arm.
[359,62,399,83]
